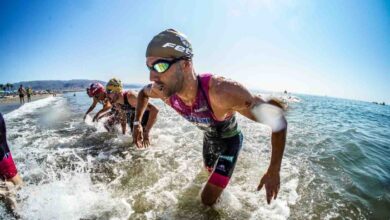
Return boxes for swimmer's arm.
[98,104,116,119]
[120,116,127,135]
[93,100,112,121]
[133,84,164,148]
[144,102,159,133]
[211,77,287,204]
[127,90,159,132]
[84,98,99,119]
[134,84,163,122]
[97,111,110,120]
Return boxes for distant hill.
[10,80,143,91]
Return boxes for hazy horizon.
[1,78,387,104]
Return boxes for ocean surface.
[0,91,389,219]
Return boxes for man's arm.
[209,76,287,204]
[132,84,164,148]
[126,89,160,142]
[133,84,164,121]
[144,103,159,132]
[119,110,127,135]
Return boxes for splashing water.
[0,92,389,219]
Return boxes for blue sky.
[0,0,389,102]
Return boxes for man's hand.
[257,170,280,204]
[92,115,99,122]
[132,124,144,148]
[83,114,87,121]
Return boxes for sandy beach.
[0,94,53,105]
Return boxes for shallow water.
[0,92,389,219]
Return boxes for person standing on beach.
[17,85,26,105]
[26,87,33,102]
[133,29,287,205]
[106,78,159,139]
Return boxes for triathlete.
[105,78,159,143]
[133,29,288,206]
[84,83,112,122]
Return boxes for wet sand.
[0,94,53,105]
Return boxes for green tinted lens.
[153,62,170,73]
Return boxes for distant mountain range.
[8,79,143,91]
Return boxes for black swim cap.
[146,29,193,59]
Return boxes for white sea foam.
[2,95,131,219]
[84,114,111,133]
[17,173,130,220]
[4,96,57,119]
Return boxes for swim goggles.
[106,89,114,94]
[147,57,190,73]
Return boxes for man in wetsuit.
[17,85,26,105]
[105,78,159,141]
[133,29,288,206]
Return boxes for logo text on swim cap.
[178,35,190,47]
[162,43,192,56]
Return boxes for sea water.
[0,91,389,219]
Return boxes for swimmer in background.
[84,83,112,122]
[105,78,159,142]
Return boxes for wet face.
[146,57,185,98]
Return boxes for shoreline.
[0,94,53,105]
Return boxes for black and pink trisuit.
[168,73,243,188]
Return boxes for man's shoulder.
[208,74,252,109]
[125,90,138,98]
[209,74,244,95]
